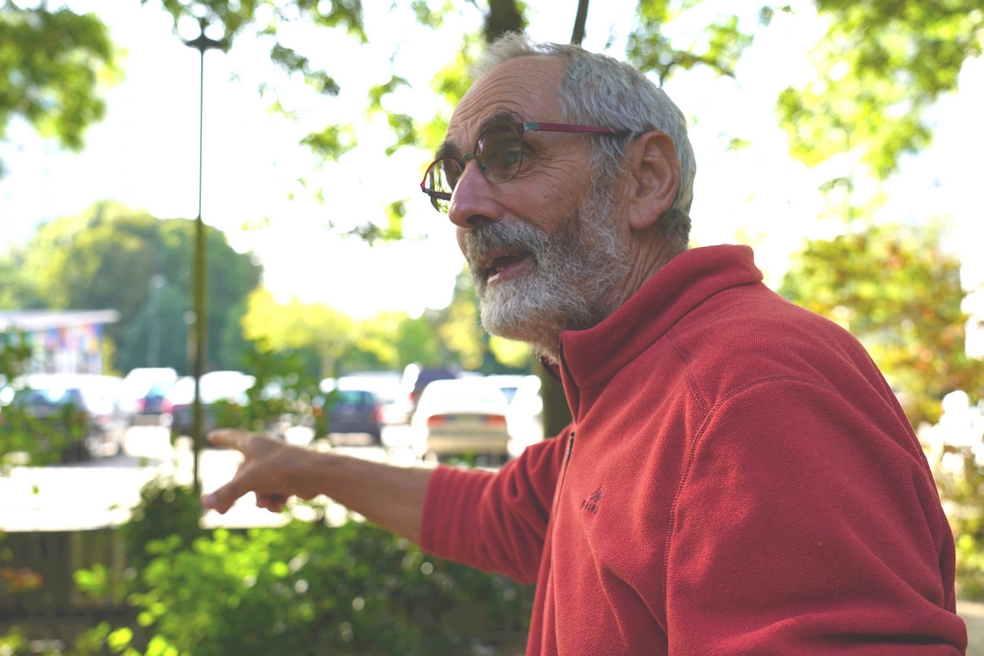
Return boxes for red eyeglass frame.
[420,120,620,206]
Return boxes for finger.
[207,428,254,450]
[257,493,287,512]
[203,476,252,514]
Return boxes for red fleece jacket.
[420,245,966,655]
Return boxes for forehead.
[445,55,567,150]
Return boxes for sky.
[1,0,982,319]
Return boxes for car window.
[15,388,83,407]
[498,387,519,403]
[335,391,359,405]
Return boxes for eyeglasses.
[420,120,620,212]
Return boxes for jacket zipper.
[553,343,576,515]
[552,428,575,524]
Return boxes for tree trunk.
[484,0,526,43]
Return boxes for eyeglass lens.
[426,123,525,211]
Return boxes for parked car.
[123,367,178,415]
[400,365,459,418]
[2,374,130,462]
[322,388,383,445]
[335,372,409,425]
[161,371,255,438]
[505,375,544,458]
[486,374,529,404]
[411,377,511,463]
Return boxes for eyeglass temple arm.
[523,122,619,134]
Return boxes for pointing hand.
[202,428,314,514]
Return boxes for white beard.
[464,181,630,361]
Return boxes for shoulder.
[664,282,894,411]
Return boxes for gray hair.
[471,33,696,251]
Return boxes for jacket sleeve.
[418,427,570,583]
[665,379,967,654]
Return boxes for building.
[0,310,120,375]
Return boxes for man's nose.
[446,161,499,229]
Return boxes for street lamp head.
[183,18,229,54]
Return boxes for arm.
[420,427,569,582]
[203,429,432,544]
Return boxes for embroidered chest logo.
[581,487,602,514]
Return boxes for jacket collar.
[556,245,763,392]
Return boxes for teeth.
[485,252,525,278]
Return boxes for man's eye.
[504,150,522,167]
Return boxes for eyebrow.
[435,110,523,159]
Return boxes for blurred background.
[1,0,983,653]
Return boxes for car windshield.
[336,374,400,403]
[333,390,373,406]
[14,388,83,407]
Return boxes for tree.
[9,202,262,375]
[0,1,119,178]
[240,279,531,378]
[775,0,984,180]
[0,256,41,310]
[6,1,982,208]
[7,1,979,253]
[780,222,984,427]
[241,287,358,378]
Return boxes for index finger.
[207,428,255,450]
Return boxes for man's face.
[442,56,630,357]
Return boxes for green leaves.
[780,222,983,426]
[150,0,366,43]
[776,0,984,179]
[96,479,535,655]
[628,2,753,84]
[300,124,357,162]
[0,3,118,177]
[270,44,340,95]
[0,333,92,467]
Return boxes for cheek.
[525,160,591,218]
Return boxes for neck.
[534,235,682,364]
[610,232,682,314]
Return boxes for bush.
[73,480,534,655]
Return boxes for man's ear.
[622,131,680,232]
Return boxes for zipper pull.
[565,430,575,462]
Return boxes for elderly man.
[204,35,967,653]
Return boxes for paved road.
[0,424,420,532]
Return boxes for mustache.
[464,221,549,274]
[464,222,548,282]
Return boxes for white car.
[485,374,528,404]
[506,375,544,458]
[411,377,511,462]
[161,371,255,437]
[122,367,179,415]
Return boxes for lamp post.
[184,18,227,494]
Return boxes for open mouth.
[484,251,532,281]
